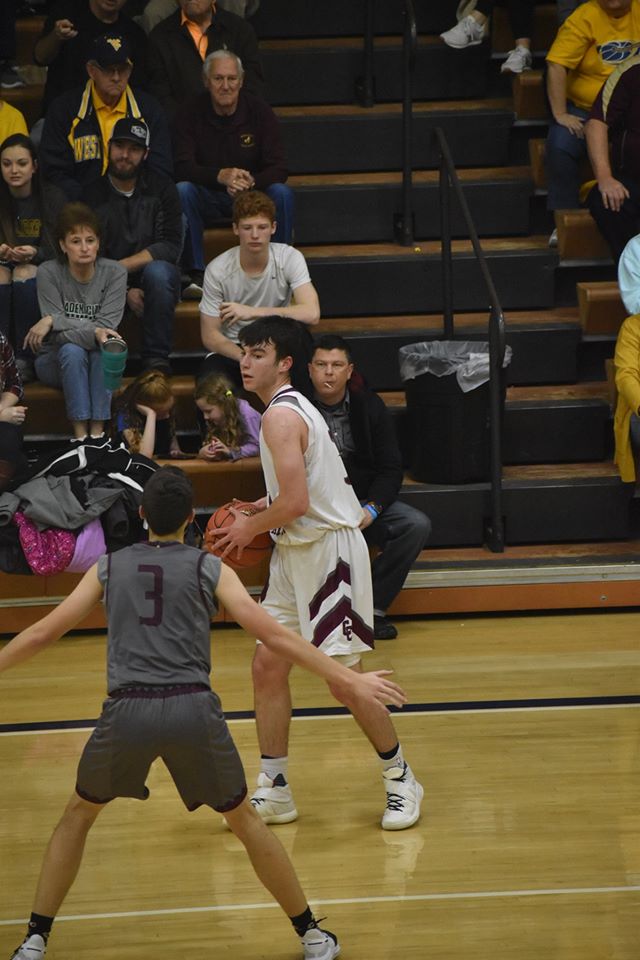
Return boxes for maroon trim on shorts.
[308,559,352,621]
[109,683,210,699]
[313,598,375,651]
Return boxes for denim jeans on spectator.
[35,343,111,423]
[177,181,295,272]
[132,259,181,364]
[545,102,591,211]
[0,272,38,361]
[362,500,431,613]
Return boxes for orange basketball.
[204,501,273,570]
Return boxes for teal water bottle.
[101,336,128,391]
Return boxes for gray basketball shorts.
[76,688,247,812]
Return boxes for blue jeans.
[362,499,431,612]
[177,181,295,271]
[132,259,181,363]
[35,343,111,424]
[0,273,39,361]
[545,102,591,211]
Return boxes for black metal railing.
[360,1,505,551]
[436,127,506,553]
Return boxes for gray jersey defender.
[76,541,247,812]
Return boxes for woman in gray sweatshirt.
[24,203,127,441]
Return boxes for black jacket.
[343,385,403,514]
[40,82,173,201]
[147,7,263,119]
[81,168,182,268]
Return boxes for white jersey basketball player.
[211,317,424,831]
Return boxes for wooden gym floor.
[0,611,639,959]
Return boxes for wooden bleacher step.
[554,209,611,262]
[395,539,640,616]
[291,167,534,243]
[512,70,547,121]
[276,99,514,173]
[262,36,489,105]
[577,280,627,335]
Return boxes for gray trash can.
[398,340,512,484]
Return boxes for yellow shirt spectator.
[614,313,640,481]
[0,101,28,144]
[547,0,640,110]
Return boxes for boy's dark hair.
[239,316,314,397]
[312,334,353,363]
[141,467,193,535]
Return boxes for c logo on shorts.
[342,618,353,641]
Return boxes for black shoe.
[374,615,398,640]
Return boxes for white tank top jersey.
[260,387,363,547]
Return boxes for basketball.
[204,501,273,570]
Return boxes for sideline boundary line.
[0,695,639,735]
[2,884,640,927]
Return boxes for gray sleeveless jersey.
[97,541,221,693]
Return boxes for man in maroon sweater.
[173,47,292,295]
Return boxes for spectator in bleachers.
[1,0,25,90]
[147,0,263,118]
[82,118,181,375]
[175,51,292,294]
[34,0,148,115]
[194,372,261,461]
[308,334,430,641]
[617,225,640,314]
[0,331,27,492]
[585,54,640,262]
[112,367,184,457]
[130,0,260,35]
[613,313,640,481]
[24,202,127,440]
[198,190,318,389]
[545,0,640,245]
[440,1,534,74]
[0,100,27,144]
[39,34,172,201]
[0,133,66,382]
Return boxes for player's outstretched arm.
[216,565,406,710]
[0,566,103,674]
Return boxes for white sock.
[261,756,289,785]
[379,744,405,774]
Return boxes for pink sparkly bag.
[14,511,77,576]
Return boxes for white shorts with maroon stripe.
[260,526,375,657]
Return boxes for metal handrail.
[356,0,376,107]
[396,0,418,245]
[436,127,506,553]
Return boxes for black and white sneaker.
[11,934,47,959]
[382,763,424,830]
[300,925,340,960]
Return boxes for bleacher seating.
[2,0,637,627]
